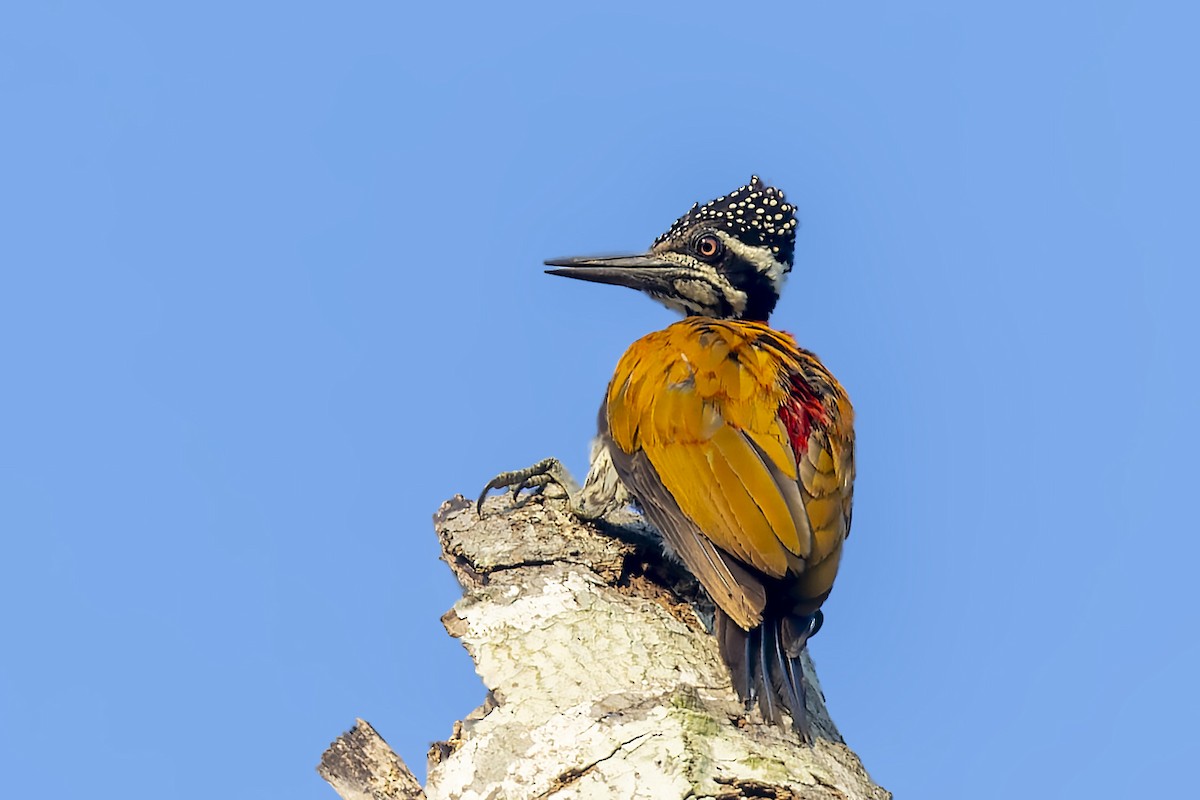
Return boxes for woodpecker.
[479,177,855,740]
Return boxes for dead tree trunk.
[319,493,889,800]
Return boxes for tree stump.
[319,493,888,800]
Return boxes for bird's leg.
[476,458,580,513]
[478,443,629,521]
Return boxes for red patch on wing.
[778,374,830,457]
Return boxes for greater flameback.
[480,177,855,740]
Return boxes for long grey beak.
[544,254,678,293]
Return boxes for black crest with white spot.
[653,176,798,269]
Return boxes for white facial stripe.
[675,279,718,307]
[714,230,789,295]
[657,252,749,317]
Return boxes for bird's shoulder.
[607,317,850,447]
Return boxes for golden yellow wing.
[605,317,854,628]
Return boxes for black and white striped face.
[544,177,798,322]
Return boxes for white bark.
[320,493,888,800]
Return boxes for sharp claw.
[477,477,503,515]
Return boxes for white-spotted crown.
[653,176,798,269]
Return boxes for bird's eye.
[694,233,722,260]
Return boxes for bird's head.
[546,176,797,321]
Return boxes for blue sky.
[1,3,1197,798]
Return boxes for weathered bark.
[319,493,888,800]
[319,718,425,800]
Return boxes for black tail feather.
[716,609,820,741]
[758,622,781,725]
[780,645,808,740]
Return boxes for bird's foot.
[808,609,824,639]
[477,458,579,515]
